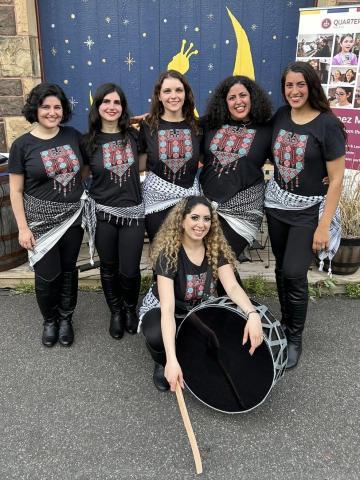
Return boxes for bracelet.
[246,310,258,320]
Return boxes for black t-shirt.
[271,106,345,197]
[199,118,272,202]
[138,119,201,188]
[85,129,142,208]
[153,246,228,310]
[8,126,84,203]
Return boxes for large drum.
[0,159,28,272]
[176,297,287,414]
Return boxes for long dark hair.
[84,83,131,153]
[281,61,347,140]
[146,70,200,134]
[22,82,72,124]
[204,75,272,129]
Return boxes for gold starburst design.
[125,52,135,71]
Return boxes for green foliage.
[345,283,360,298]
[308,278,337,300]
[140,274,153,294]
[15,282,35,294]
[242,276,277,297]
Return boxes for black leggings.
[266,212,316,278]
[95,218,145,276]
[33,225,84,281]
[219,217,249,258]
[145,207,172,243]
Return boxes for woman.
[83,83,144,338]
[330,69,343,85]
[139,70,202,242]
[333,86,353,108]
[344,68,356,85]
[332,34,358,65]
[9,83,87,347]
[265,61,346,369]
[139,196,263,391]
[200,76,272,259]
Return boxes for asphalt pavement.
[0,291,359,480]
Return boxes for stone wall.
[0,0,41,152]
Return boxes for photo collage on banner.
[297,5,360,170]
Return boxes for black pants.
[95,218,145,277]
[145,207,172,243]
[219,217,249,258]
[33,225,84,281]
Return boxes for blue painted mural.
[37,0,315,131]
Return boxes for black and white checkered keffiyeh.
[265,178,341,277]
[84,195,145,265]
[212,182,265,245]
[142,171,201,215]
[24,193,86,268]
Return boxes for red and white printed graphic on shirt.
[40,144,80,196]
[273,129,308,190]
[158,128,193,181]
[185,273,215,302]
[102,140,135,186]
[209,125,256,176]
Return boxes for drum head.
[176,304,274,413]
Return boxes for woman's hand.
[164,360,184,392]
[242,313,263,355]
[18,227,36,251]
[312,224,329,253]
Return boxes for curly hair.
[150,196,237,280]
[282,61,347,140]
[22,82,72,124]
[145,70,201,135]
[83,83,131,154]
[204,75,272,129]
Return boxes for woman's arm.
[9,173,36,250]
[157,275,184,391]
[312,156,345,253]
[218,264,263,355]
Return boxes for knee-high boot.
[275,268,289,328]
[58,270,78,346]
[35,274,61,347]
[100,263,124,339]
[119,273,141,334]
[145,341,169,392]
[285,275,309,370]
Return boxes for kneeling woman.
[139,196,263,391]
[83,83,145,338]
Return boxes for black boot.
[120,273,141,334]
[58,270,78,347]
[285,275,309,370]
[35,274,61,347]
[146,342,169,392]
[275,268,289,330]
[100,264,124,339]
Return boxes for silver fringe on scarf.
[84,195,145,266]
[24,191,89,268]
[142,171,201,215]
[265,178,341,277]
[212,182,265,245]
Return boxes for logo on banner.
[321,18,331,29]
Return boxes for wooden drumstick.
[175,382,203,475]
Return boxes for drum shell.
[0,163,28,272]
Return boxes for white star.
[105,16,111,23]
[84,36,95,50]
[251,24,258,31]
[212,43,217,49]
[125,52,135,71]
[207,13,215,21]
[287,1,293,6]
[69,96,78,110]
[184,25,188,31]
[123,19,130,26]
[51,46,57,56]
[208,63,214,71]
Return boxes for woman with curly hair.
[200,75,272,259]
[83,83,144,338]
[139,196,263,392]
[8,83,87,347]
[139,70,202,242]
[265,61,345,369]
